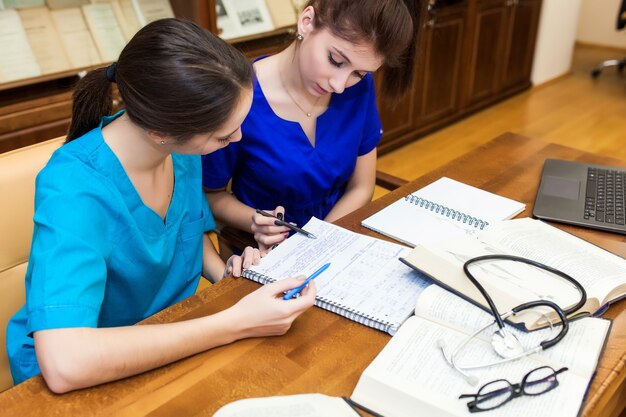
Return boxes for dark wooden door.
[414,2,467,128]
[499,0,542,92]
[463,0,508,107]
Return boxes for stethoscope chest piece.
[491,329,524,359]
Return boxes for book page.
[131,0,174,26]
[82,3,126,61]
[409,234,585,323]
[414,285,610,376]
[351,315,606,417]
[110,0,140,41]
[481,218,626,306]
[245,217,433,333]
[4,0,44,7]
[361,177,525,247]
[214,394,360,417]
[50,7,102,67]
[45,0,89,8]
[18,6,71,74]
[0,9,41,82]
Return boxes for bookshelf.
[0,0,542,154]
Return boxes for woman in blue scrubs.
[6,19,315,393]
[202,0,422,249]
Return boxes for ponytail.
[380,0,425,101]
[65,19,252,144]
[66,67,113,142]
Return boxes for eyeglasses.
[458,366,568,412]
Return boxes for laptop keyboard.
[585,168,625,225]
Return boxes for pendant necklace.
[279,71,320,117]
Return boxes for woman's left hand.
[223,246,263,278]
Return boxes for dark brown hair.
[67,18,253,142]
[305,0,424,101]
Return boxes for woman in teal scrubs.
[6,19,316,393]
[202,0,422,250]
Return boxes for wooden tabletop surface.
[1,132,624,417]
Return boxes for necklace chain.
[279,71,320,117]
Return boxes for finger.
[241,246,255,269]
[266,276,307,295]
[273,206,285,220]
[295,280,317,304]
[252,248,261,265]
[229,255,244,277]
[254,232,287,248]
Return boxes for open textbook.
[401,217,626,330]
[362,177,525,247]
[242,217,432,335]
[351,285,610,417]
[212,285,610,417]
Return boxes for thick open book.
[401,217,626,330]
[362,177,526,247]
[212,286,610,417]
[351,285,611,417]
[242,217,432,335]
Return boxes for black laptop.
[533,159,626,234]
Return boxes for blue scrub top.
[7,112,215,384]
[201,72,383,228]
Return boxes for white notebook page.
[362,177,526,247]
[244,217,432,334]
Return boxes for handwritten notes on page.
[244,217,432,334]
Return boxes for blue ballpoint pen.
[283,262,331,300]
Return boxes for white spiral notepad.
[362,177,526,247]
[242,217,432,335]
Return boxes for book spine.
[315,295,396,335]
[405,195,489,229]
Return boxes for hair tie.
[105,63,117,83]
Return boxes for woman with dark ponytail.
[203,0,424,249]
[7,18,316,392]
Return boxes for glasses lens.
[474,380,513,410]
[523,367,557,395]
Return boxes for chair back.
[0,138,63,391]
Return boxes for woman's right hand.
[251,206,291,252]
[229,277,317,338]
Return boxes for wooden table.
[1,133,624,417]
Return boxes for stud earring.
[160,140,166,145]
[296,33,303,41]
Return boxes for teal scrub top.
[6,112,215,384]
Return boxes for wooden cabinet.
[500,0,542,92]
[0,0,542,155]
[463,0,542,110]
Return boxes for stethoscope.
[439,254,587,385]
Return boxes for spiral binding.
[316,296,397,334]
[242,271,399,334]
[242,270,276,285]
[404,194,489,230]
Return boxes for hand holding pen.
[251,207,317,252]
[255,209,317,239]
[251,206,291,251]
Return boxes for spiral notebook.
[362,177,525,247]
[242,217,432,335]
